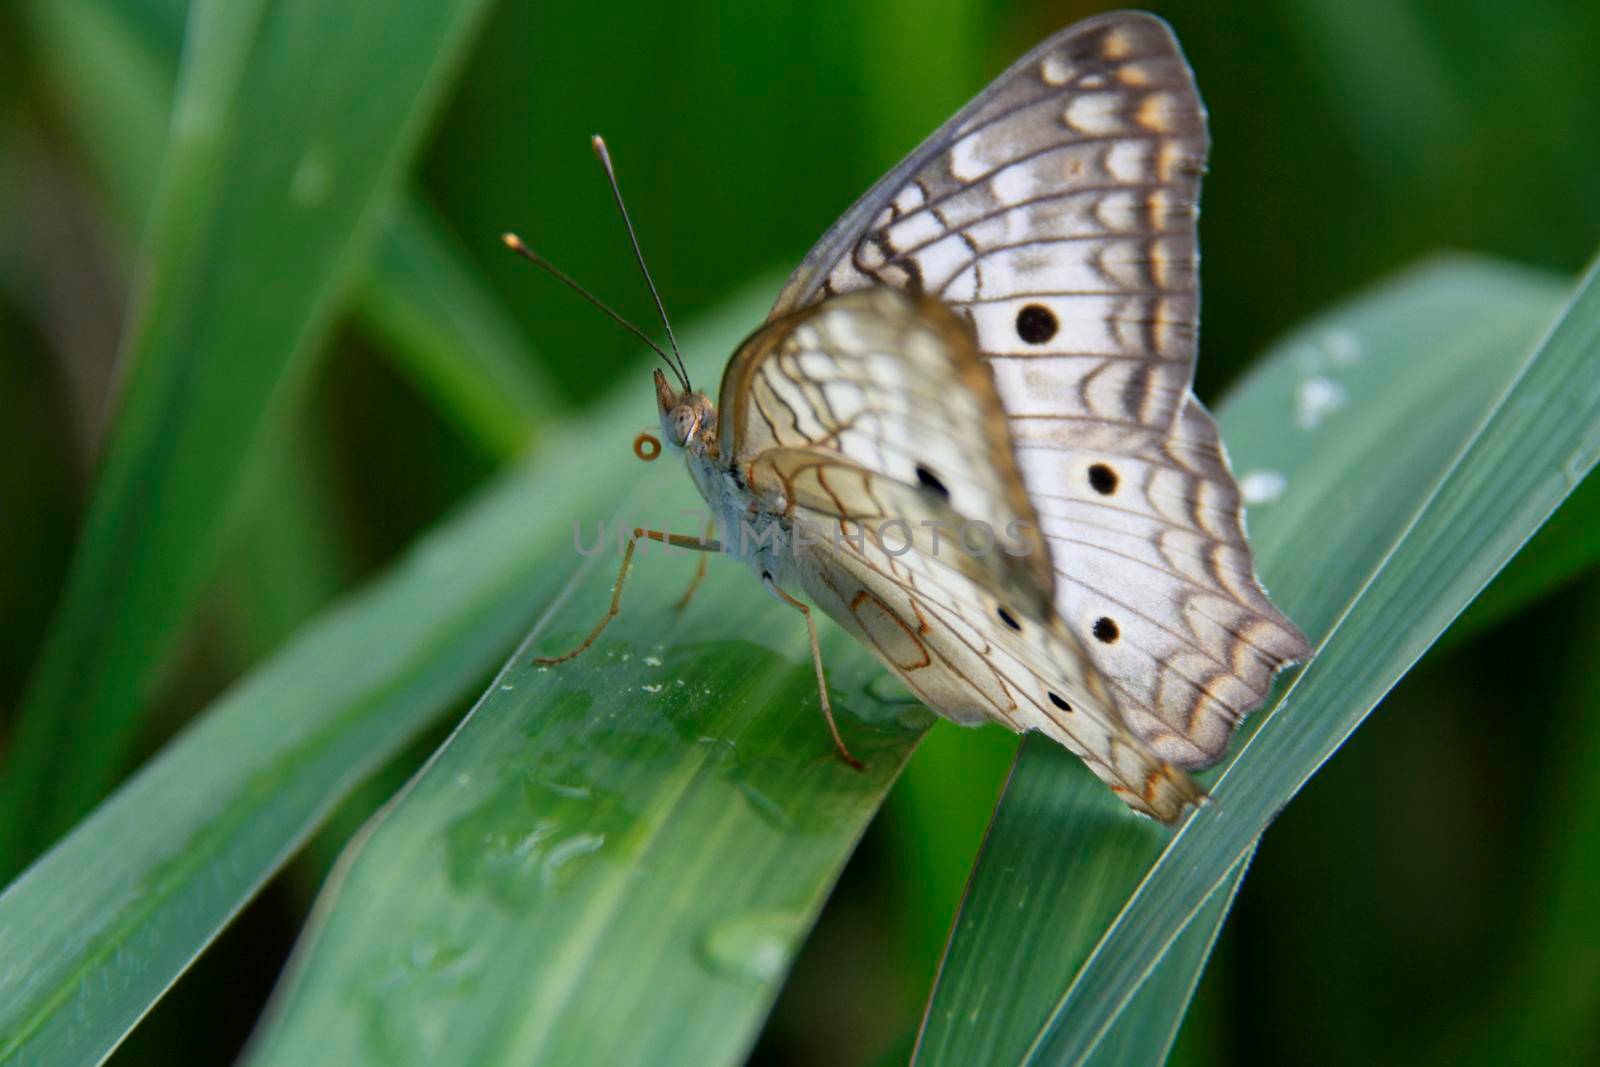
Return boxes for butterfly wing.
[721,287,1204,820]
[769,11,1309,770]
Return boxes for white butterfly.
[523,11,1308,822]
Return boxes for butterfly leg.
[763,575,865,771]
[534,527,722,665]
[674,518,717,612]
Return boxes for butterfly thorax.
[689,445,794,579]
[653,369,799,586]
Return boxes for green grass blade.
[1445,469,1600,645]
[1024,250,1600,1063]
[18,0,173,224]
[0,282,781,1067]
[239,320,935,1067]
[913,737,1169,1065]
[881,722,1017,1001]
[358,196,553,459]
[0,0,492,872]
[19,0,550,456]
[1086,852,1250,1067]
[216,418,353,656]
[915,255,1570,1064]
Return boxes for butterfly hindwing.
[800,519,1204,821]
[768,12,1309,771]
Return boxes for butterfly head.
[654,368,717,457]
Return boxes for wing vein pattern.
[716,13,1309,820]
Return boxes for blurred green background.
[1,0,1596,1063]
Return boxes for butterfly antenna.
[500,232,684,384]
[591,134,691,391]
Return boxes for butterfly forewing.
[767,13,1309,777]
[721,288,1055,609]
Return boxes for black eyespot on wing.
[915,464,950,500]
[1093,616,1120,643]
[1088,463,1118,495]
[996,607,1022,632]
[1048,691,1072,712]
[1016,304,1059,344]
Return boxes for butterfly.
[516,11,1309,822]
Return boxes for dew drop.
[698,909,803,984]
[1323,329,1362,364]
[541,832,605,886]
[1239,469,1288,505]
[290,146,334,207]
[1295,376,1347,430]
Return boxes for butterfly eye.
[633,431,662,462]
[670,403,707,447]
